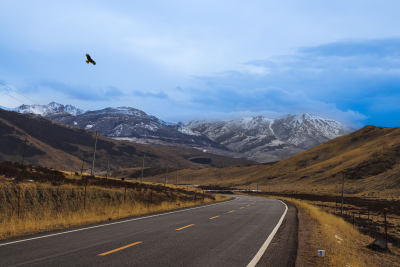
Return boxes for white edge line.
[247,200,288,267]
[0,198,235,247]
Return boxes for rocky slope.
[181,114,353,162]
[45,106,223,149]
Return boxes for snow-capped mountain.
[13,102,84,116]
[0,105,11,111]
[44,106,223,148]
[181,114,353,162]
[8,102,353,162]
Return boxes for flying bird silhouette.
[85,54,96,65]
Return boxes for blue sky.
[1,0,400,127]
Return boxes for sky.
[1,0,400,127]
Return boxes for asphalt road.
[0,195,287,267]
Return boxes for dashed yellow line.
[98,241,142,256]
[209,215,220,220]
[239,207,245,209]
[176,224,195,231]
[227,210,235,213]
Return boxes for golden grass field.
[273,197,400,267]
[146,126,400,199]
[0,179,229,240]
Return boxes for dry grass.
[146,126,400,200]
[276,197,400,266]
[0,181,229,240]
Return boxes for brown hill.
[150,126,400,196]
[0,109,252,174]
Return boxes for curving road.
[0,195,288,267]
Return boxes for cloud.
[131,90,168,99]
[300,38,400,57]
[183,37,400,127]
[1,1,400,126]
[25,81,124,101]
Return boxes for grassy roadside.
[0,181,230,240]
[272,196,399,266]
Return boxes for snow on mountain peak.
[14,102,84,116]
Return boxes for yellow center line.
[98,241,142,256]
[240,207,245,209]
[209,215,220,220]
[227,210,235,213]
[176,224,195,231]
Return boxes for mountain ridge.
[3,102,354,162]
[182,113,353,162]
[0,108,251,172]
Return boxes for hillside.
[181,113,353,162]
[149,126,400,196]
[8,103,353,162]
[0,109,251,174]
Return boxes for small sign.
[317,250,325,257]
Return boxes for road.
[0,195,288,267]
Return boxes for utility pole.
[341,172,345,216]
[20,136,27,166]
[165,166,169,185]
[90,131,98,176]
[141,154,145,183]
[106,159,110,179]
[176,165,178,186]
[80,159,85,176]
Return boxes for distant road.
[0,195,289,267]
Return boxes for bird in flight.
[85,54,96,65]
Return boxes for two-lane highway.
[0,195,287,267]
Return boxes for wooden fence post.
[17,185,21,218]
[83,181,87,210]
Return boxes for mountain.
[44,106,224,149]
[9,102,353,162]
[13,102,84,116]
[181,114,353,162]
[0,106,11,111]
[158,125,400,195]
[0,109,252,173]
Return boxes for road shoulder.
[256,201,298,267]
